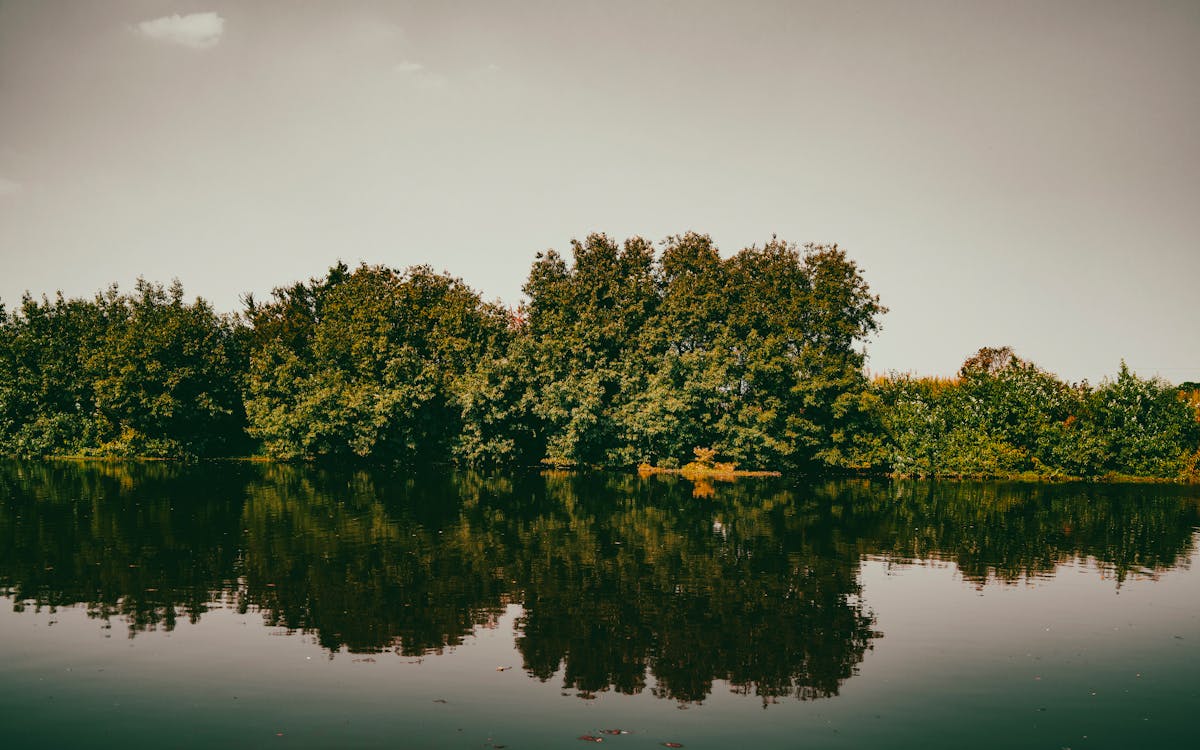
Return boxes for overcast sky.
[1,0,1197,383]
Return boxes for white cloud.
[136,12,225,49]
[0,177,21,196]
[394,60,446,90]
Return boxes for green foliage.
[520,234,660,466]
[1091,362,1200,478]
[521,233,886,471]
[0,292,106,455]
[0,281,245,458]
[89,280,248,457]
[3,235,1197,477]
[868,349,1200,480]
[449,340,541,465]
[243,263,509,462]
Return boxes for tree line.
[1,233,1197,478]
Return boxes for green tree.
[870,350,1200,479]
[522,234,660,465]
[244,264,508,462]
[89,279,248,457]
[519,233,886,471]
[1092,363,1200,477]
[0,292,108,455]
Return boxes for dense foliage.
[0,281,247,458]
[1,234,1197,478]
[241,263,509,462]
[863,348,1200,480]
[515,234,884,471]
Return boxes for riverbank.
[9,453,1199,484]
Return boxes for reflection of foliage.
[238,465,508,654]
[0,461,1197,703]
[512,472,875,704]
[0,460,245,633]
[826,479,1200,585]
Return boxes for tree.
[89,279,248,457]
[518,233,887,471]
[0,292,107,455]
[522,234,660,465]
[244,263,508,462]
[1092,362,1200,477]
[870,350,1200,479]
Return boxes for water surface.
[1,461,1197,748]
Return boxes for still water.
[0,460,1197,748]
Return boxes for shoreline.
[9,454,1197,484]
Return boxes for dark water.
[0,461,1197,749]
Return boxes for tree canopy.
[1,233,1197,479]
[0,280,246,458]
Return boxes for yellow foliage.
[1182,389,1200,422]
[872,373,961,389]
[692,447,717,466]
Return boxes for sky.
[0,0,1197,384]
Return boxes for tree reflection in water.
[0,460,1196,704]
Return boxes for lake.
[0,460,1197,748]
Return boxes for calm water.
[1,461,1197,749]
